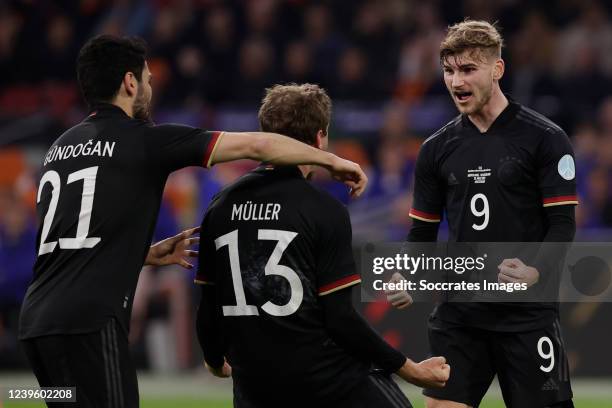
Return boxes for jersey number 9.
[470,193,490,231]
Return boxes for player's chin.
[453,99,469,112]
[455,99,474,114]
[455,102,477,115]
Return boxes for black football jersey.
[19,103,221,339]
[195,165,368,400]
[409,101,578,330]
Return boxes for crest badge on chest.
[467,166,492,184]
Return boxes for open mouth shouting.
[454,90,473,103]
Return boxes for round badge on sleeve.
[557,154,575,181]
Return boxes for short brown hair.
[440,19,503,64]
[258,83,332,145]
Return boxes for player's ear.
[493,58,505,81]
[122,72,138,97]
[315,130,324,149]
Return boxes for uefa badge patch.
[557,154,575,181]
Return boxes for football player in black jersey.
[18,35,369,408]
[389,20,577,408]
[195,84,450,408]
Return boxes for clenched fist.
[396,356,450,388]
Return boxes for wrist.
[396,357,414,379]
[145,246,158,266]
[318,151,335,168]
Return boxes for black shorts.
[424,317,573,408]
[233,369,412,408]
[21,319,138,408]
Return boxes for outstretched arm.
[210,132,368,197]
[321,286,449,388]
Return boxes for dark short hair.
[76,35,147,107]
[258,83,332,145]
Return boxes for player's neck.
[467,87,508,133]
[111,98,134,118]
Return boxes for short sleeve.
[315,201,361,296]
[409,139,443,222]
[537,130,579,207]
[146,124,224,172]
[195,209,216,286]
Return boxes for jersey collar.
[461,98,520,134]
[87,103,130,119]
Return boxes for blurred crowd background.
[1,0,612,376]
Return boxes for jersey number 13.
[215,229,303,317]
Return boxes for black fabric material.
[406,218,439,242]
[408,100,578,331]
[195,165,369,402]
[424,317,573,408]
[319,286,406,373]
[21,318,139,408]
[233,369,413,408]
[533,204,576,290]
[196,284,225,369]
[542,205,576,242]
[19,103,216,339]
[196,283,406,374]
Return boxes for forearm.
[196,285,225,368]
[212,132,335,167]
[406,219,439,242]
[542,205,576,242]
[533,205,576,284]
[321,287,406,372]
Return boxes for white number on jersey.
[537,336,555,373]
[37,166,102,255]
[214,229,302,317]
[470,193,490,230]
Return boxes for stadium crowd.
[1,0,612,370]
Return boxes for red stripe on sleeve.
[409,208,441,222]
[543,195,578,204]
[203,131,222,167]
[318,274,361,295]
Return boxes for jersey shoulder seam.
[516,106,565,135]
[423,115,462,145]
